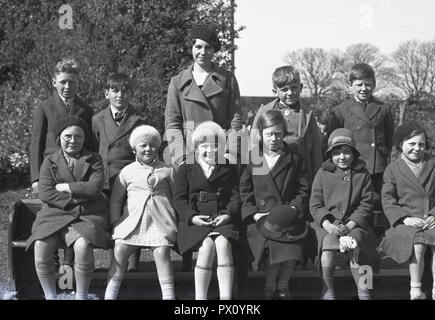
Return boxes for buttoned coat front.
[310,159,380,270]
[26,149,111,250]
[92,105,146,190]
[109,160,178,243]
[239,145,316,270]
[328,96,394,175]
[249,98,323,184]
[381,155,435,264]
[173,161,241,255]
[165,63,242,163]
[30,93,94,183]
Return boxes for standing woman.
[165,25,242,167]
[25,116,111,300]
[381,122,435,300]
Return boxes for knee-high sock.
[74,261,94,300]
[195,265,213,300]
[264,262,280,292]
[104,272,125,300]
[321,266,335,299]
[159,276,175,300]
[35,260,57,300]
[217,264,234,300]
[276,260,296,290]
[350,267,371,300]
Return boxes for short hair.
[348,63,376,85]
[256,109,288,147]
[191,121,226,149]
[272,66,301,88]
[53,58,79,77]
[105,72,133,91]
[397,129,431,152]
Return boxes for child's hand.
[322,220,342,236]
[213,214,231,227]
[32,182,39,194]
[192,215,215,227]
[423,215,435,230]
[253,212,269,222]
[55,183,71,194]
[403,217,426,228]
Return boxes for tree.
[0,0,243,167]
[344,43,395,91]
[283,48,346,99]
[392,39,435,98]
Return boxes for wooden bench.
[5,199,422,300]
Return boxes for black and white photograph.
[1,0,435,310]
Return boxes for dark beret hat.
[392,121,423,147]
[54,116,90,140]
[190,25,221,52]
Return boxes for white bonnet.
[129,125,162,149]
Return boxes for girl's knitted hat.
[190,25,221,51]
[129,125,162,149]
[191,121,226,148]
[326,128,360,158]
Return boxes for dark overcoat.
[92,105,146,190]
[30,93,94,183]
[239,145,316,270]
[173,161,241,255]
[164,63,242,164]
[249,98,323,184]
[26,149,111,250]
[310,159,380,270]
[328,96,394,175]
[381,155,435,264]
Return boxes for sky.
[234,0,435,96]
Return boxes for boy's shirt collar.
[354,96,369,107]
[57,93,75,105]
[277,100,300,112]
[109,104,128,119]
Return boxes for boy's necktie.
[114,112,124,125]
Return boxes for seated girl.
[173,121,241,300]
[310,128,380,300]
[240,109,316,300]
[26,116,111,300]
[381,122,435,300]
[105,125,177,300]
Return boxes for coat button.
[259,200,266,206]
[343,176,350,182]
[341,210,345,215]
[357,126,361,130]
[371,143,375,147]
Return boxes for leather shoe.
[277,287,291,300]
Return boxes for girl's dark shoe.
[277,287,291,300]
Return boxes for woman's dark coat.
[173,161,241,255]
[381,155,435,264]
[239,145,316,270]
[26,149,111,250]
[310,159,380,270]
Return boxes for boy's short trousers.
[56,226,85,248]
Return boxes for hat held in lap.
[256,205,308,242]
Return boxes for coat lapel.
[365,98,381,121]
[208,163,231,184]
[50,149,75,182]
[102,107,118,143]
[110,106,140,146]
[349,99,372,126]
[52,93,69,118]
[179,66,213,108]
[70,96,86,117]
[298,107,311,138]
[418,157,435,189]
[201,67,226,99]
[396,158,427,195]
[72,152,91,181]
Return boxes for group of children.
[25,54,435,301]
